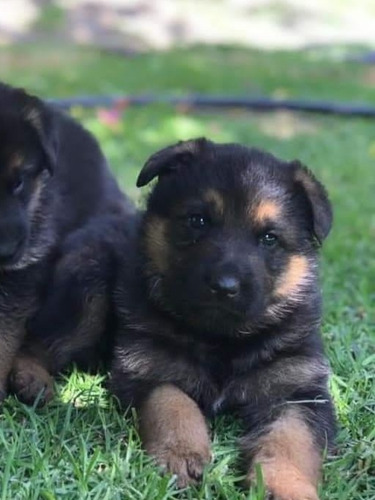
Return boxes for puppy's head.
[138,138,332,336]
[0,83,57,268]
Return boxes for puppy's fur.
[110,138,336,497]
[0,82,133,404]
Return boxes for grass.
[0,43,374,499]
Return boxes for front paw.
[266,483,319,500]
[9,362,54,406]
[246,468,319,500]
[139,384,212,487]
[151,442,211,487]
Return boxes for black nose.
[209,275,240,298]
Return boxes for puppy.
[110,138,336,498]
[0,82,133,405]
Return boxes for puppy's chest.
[121,312,264,415]
[157,334,257,416]
[196,343,257,415]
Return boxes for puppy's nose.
[209,275,240,298]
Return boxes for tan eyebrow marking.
[203,189,224,216]
[252,200,282,223]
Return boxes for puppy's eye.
[259,232,278,247]
[188,214,208,229]
[11,178,24,196]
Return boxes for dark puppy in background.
[110,138,336,499]
[0,82,133,405]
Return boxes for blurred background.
[2,0,375,50]
[0,2,374,500]
[1,1,375,198]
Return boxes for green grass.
[0,44,374,499]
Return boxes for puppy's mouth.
[187,302,247,329]
[194,302,244,318]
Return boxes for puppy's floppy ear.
[20,90,58,175]
[291,160,332,243]
[136,138,207,187]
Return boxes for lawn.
[0,44,374,500]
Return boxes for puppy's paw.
[10,360,54,406]
[266,482,319,500]
[140,385,212,487]
[152,442,211,487]
[246,467,319,500]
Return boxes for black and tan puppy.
[110,138,336,499]
[0,82,133,404]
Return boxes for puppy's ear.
[291,160,332,243]
[20,91,58,175]
[136,138,207,187]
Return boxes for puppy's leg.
[9,343,54,406]
[0,324,24,402]
[139,384,212,487]
[10,292,107,406]
[242,407,325,500]
[10,226,112,406]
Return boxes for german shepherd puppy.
[110,138,336,499]
[0,82,133,405]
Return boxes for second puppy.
[0,83,134,405]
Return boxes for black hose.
[48,94,375,118]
